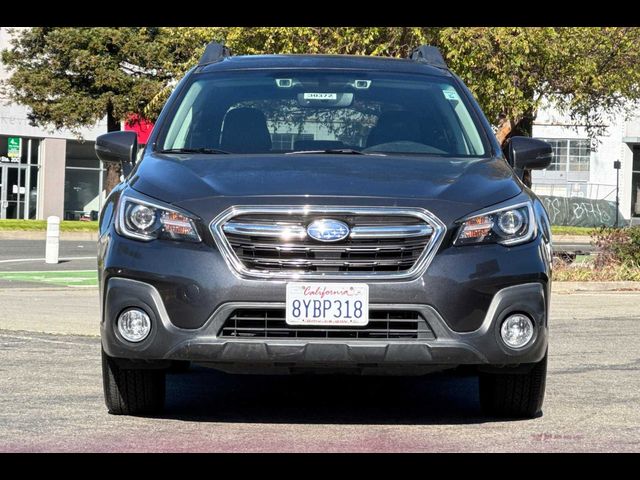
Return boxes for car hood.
[129,153,522,223]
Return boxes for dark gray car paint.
[129,154,522,216]
[99,188,549,333]
[98,54,551,372]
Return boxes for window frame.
[536,137,591,174]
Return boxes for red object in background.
[124,114,154,145]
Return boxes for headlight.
[454,202,536,246]
[116,194,201,242]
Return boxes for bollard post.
[45,216,60,264]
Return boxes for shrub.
[553,262,640,282]
[591,226,640,268]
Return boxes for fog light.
[117,308,151,342]
[500,313,534,349]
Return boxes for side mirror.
[504,136,553,171]
[95,131,138,177]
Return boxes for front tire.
[102,348,166,415]
[479,353,547,418]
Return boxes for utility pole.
[614,160,621,227]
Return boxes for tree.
[438,28,640,139]
[437,28,640,185]
[5,27,640,192]
[157,27,640,135]
[155,27,640,186]
[143,27,438,119]
[1,27,190,192]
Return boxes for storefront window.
[0,136,40,219]
[29,166,38,219]
[64,140,104,221]
[64,169,101,220]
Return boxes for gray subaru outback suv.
[96,43,553,418]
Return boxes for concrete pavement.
[0,288,99,336]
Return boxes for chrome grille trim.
[351,224,433,238]
[228,239,428,252]
[223,221,433,239]
[210,206,447,280]
[223,222,307,238]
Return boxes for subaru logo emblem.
[306,219,350,242]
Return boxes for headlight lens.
[117,195,201,242]
[129,204,157,231]
[454,203,535,246]
[497,209,524,235]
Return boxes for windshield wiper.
[158,147,230,154]
[286,149,380,155]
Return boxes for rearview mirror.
[504,136,553,171]
[95,131,138,177]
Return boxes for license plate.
[286,283,369,326]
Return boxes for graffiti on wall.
[539,195,623,227]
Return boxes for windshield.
[158,70,488,157]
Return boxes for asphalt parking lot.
[0,283,638,452]
[0,240,97,289]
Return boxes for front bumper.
[102,277,548,372]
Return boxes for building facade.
[532,103,640,226]
[1,27,107,221]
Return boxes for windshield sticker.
[303,93,338,100]
[443,89,461,101]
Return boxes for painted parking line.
[0,256,95,264]
[0,270,98,287]
[0,332,97,347]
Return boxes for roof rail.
[409,45,447,69]
[199,41,231,66]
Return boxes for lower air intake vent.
[219,309,434,340]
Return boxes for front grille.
[213,207,444,278]
[219,309,434,340]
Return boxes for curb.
[553,235,591,244]
[552,281,640,293]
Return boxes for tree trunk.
[495,115,514,146]
[513,113,534,188]
[104,102,122,195]
[496,112,535,188]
